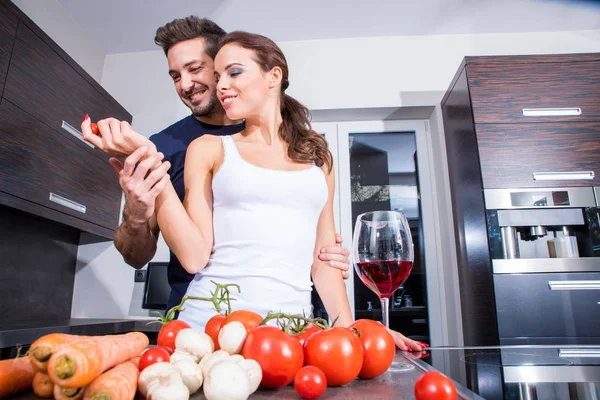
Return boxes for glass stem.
[381,297,390,329]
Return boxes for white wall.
[70,29,600,320]
[11,0,106,83]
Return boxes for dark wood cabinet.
[441,53,600,346]
[469,60,600,124]
[0,99,122,237]
[0,0,131,238]
[4,22,129,150]
[478,122,600,188]
[0,3,17,96]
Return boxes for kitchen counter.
[11,350,482,400]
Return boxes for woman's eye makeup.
[229,68,242,77]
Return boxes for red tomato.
[293,323,322,347]
[294,366,327,399]
[414,371,458,400]
[138,347,170,372]
[304,327,364,386]
[156,320,190,351]
[350,319,395,379]
[222,310,263,334]
[160,346,174,356]
[205,314,226,351]
[242,325,304,389]
[90,122,100,136]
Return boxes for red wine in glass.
[356,260,413,299]
[353,211,414,372]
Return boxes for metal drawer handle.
[522,108,582,117]
[49,193,86,214]
[548,280,600,290]
[533,171,595,181]
[559,349,600,358]
[61,120,95,149]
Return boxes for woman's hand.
[387,328,429,352]
[81,116,156,158]
[318,233,351,279]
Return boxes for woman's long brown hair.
[219,31,333,172]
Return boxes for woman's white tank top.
[179,135,328,330]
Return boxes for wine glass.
[352,211,414,370]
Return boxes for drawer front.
[476,122,600,188]
[468,61,600,124]
[0,4,16,95]
[495,272,600,339]
[3,23,130,145]
[0,100,121,230]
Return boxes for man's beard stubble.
[190,94,219,118]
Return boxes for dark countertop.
[0,318,160,349]
[11,351,482,400]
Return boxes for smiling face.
[214,44,278,121]
[167,37,220,119]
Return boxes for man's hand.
[110,147,171,227]
[387,328,429,352]
[81,116,156,158]
[319,233,351,279]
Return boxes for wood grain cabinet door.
[0,100,122,232]
[0,4,17,96]
[476,122,600,188]
[3,23,130,149]
[468,61,600,124]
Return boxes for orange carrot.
[83,357,140,400]
[32,372,54,398]
[0,355,36,398]
[29,333,92,373]
[48,332,149,388]
[54,384,86,400]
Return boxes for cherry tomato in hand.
[138,347,170,372]
[414,371,458,400]
[157,320,190,351]
[294,366,327,399]
[350,319,395,379]
[205,314,226,350]
[242,325,304,389]
[90,122,100,136]
[304,327,364,387]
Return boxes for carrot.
[48,332,149,388]
[83,357,140,400]
[32,372,54,398]
[54,384,86,400]
[0,355,36,398]
[29,333,92,373]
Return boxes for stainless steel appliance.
[484,187,600,345]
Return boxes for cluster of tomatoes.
[147,310,395,399]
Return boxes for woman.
[83,31,425,351]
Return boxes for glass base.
[388,361,415,372]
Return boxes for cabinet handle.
[61,120,95,149]
[533,171,595,181]
[49,193,86,214]
[522,107,582,117]
[559,349,600,358]
[548,280,600,290]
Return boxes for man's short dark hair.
[154,16,226,59]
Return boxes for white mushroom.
[203,360,251,400]
[174,328,214,362]
[218,321,247,354]
[173,359,203,394]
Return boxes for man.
[82,16,351,313]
